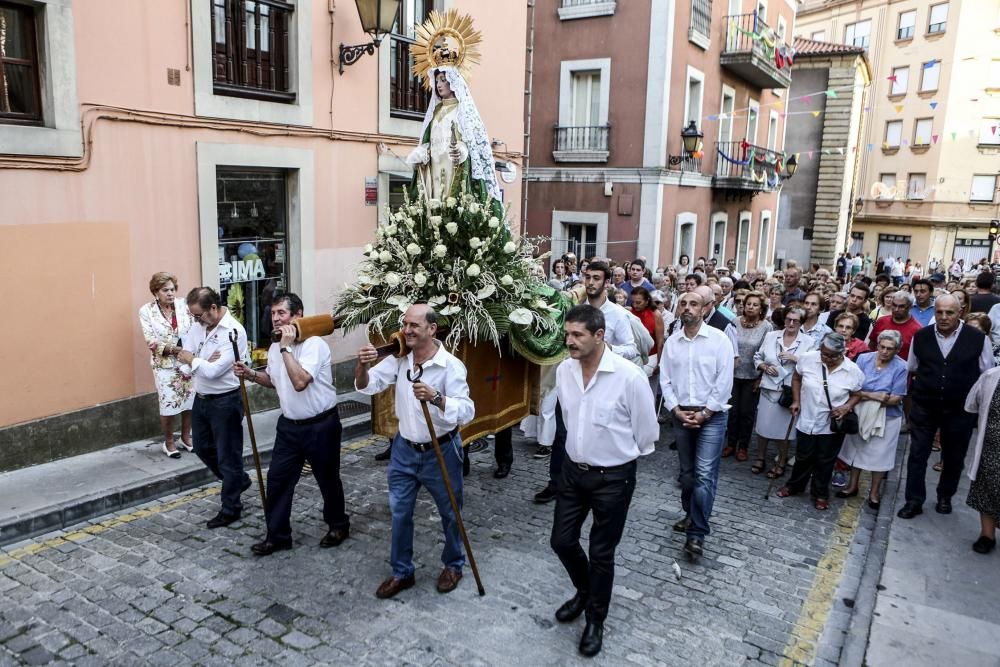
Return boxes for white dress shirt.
[597,297,639,360]
[906,321,994,373]
[558,348,659,467]
[988,303,1000,348]
[181,308,248,395]
[356,342,475,443]
[659,321,735,413]
[267,338,337,420]
[794,351,865,435]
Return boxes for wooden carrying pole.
[230,330,267,513]
[407,363,485,596]
[765,413,797,500]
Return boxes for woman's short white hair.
[877,329,903,350]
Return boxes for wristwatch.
[700,409,711,420]
[280,346,292,354]
[430,391,444,408]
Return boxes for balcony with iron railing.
[389,35,430,120]
[713,140,786,193]
[720,13,792,89]
[552,124,611,162]
[558,0,617,20]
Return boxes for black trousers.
[727,378,759,450]
[265,411,350,544]
[905,401,977,505]
[550,459,637,623]
[786,430,845,500]
[494,426,513,466]
[547,402,568,489]
[192,391,250,516]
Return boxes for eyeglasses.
[785,318,801,324]
[734,299,745,304]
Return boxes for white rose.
[466,264,481,278]
[413,272,427,287]
[445,222,459,235]
[500,274,514,286]
[469,202,481,214]
[428,198,442,211]
[379,250,393,263]
[469,237,482,249]
[488,217,500,228]
[406,243,421,256]
[384,272,401,288]
[446,197,458,208]
[432,244,448,258]
[503,242,517,254]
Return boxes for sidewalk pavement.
[0,393,371,547]
[865,440,1000,666]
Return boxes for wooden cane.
[407,364,486,596]
[764,413,796,500]
[230,331,267,513]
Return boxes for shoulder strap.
[821,362,834,411]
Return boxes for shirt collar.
[680,321,710,341]
[409,340,448,369]
[933,321,962,339]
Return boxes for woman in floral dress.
[139,272,195,458]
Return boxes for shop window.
[211,0,295,102]
[216,167,289,359]
[0,1,42,125]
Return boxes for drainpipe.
[521,0,536,237]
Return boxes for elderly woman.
[832,312,870,361]
[778,333,865,510]
[966,313,1000,365]
[139,272,195,458]
[724,290,773,462]
[753,306,814,477]
[836,331,909,510]
[963,364,1000,554]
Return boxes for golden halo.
[411,9,483,91]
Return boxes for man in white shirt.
[534,261,637,505]
[549,305,658,658]
[177,287,252,529]
[660,291,735,560]
[355,304,475,599]
[234,293,350,556]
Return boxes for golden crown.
[410,9,483,91]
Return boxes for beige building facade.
[795,0,1000,269]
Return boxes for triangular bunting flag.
[808,151,814,159]
[951,132,957,140]
[866,144,873,152]
[812,110,821,117]
[932,134,939,144]
[903,139,909,146]
[929,101,938,109]
[825,89,838,98]
[773,101,784,110]
[887,75,897,82]
[923,60,936,68]
[708,115,719,121]
[823,149,830,155]
[882,142,890,149]
[864,106,871,112]
[837,147,844,155]
[993,125,998,135]
[894,105,904,113]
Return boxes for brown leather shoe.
[319,528,349,548]
[436,567,463,594]
[375,574,415,599]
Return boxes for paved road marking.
[0,435,386,569]
[780,496,864,665]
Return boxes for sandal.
[735,450,749,462]
[814,498,830,511]
[721,447,735,458]
[767,464,786,479]
[751,459,766,474]
[933,461,943,472]
[776,486,796,498]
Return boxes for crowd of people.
[137,250,1000,657]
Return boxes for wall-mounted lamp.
[668,121,704,166]
[339,0,401,75]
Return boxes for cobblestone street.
[0,429,874,666]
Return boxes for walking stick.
[764,413,796,500]
[406,363,486,596]
[230,330,267,513]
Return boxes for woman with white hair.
[778,332,865,510]
[836,330,908,510]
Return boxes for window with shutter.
[913,118,933,146]
[906,173,926,200]
[897,10,915,39]
[211,0,295,103]
[928,3,948,33]
[890,66,909,96]
[970,175,996,203]
[0,2,42,125]
[920,60,940,91]
[885,120,903,147]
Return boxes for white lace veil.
[419,66,502,203]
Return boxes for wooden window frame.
[211,0,296,103]
[0,1,43,126]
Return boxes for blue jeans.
[673,412,727,539]
[192,391,250,517]
[387,432,465,578]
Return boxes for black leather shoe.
[251,540,292,556]
[374,444,392,462]
[672,517,691,533]
[555,592,587,623]
[972,536,996,554]
[206,512,240,529]
[578,621,604,657]
[935,498,953,514]
[320,528,349,548]
[241,477,252,493]
[493,464,511,479]
[896,502,923,519]
[684,537,704,560]
[534,486,557,504]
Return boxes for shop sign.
[365,177,378,206]
[219,258,266,285]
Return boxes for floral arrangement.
[334,184,560,350]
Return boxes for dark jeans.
[546,401,568,489]
[192,391,250,516]
[905,401,976,505]
[550,459,637,623]
[673,412,727,538]
[786,430,845,500]
[727,378,759,450]
[494,427,513,466]
[265,412,350,544]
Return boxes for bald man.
[694,285,738,354]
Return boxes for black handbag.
[778,385,795,408]
[821,363,859,435]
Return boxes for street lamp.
[339,0,401,74]
[668,121,704,166]
[784,153,798,179]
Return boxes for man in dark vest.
[898,294,995,519]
